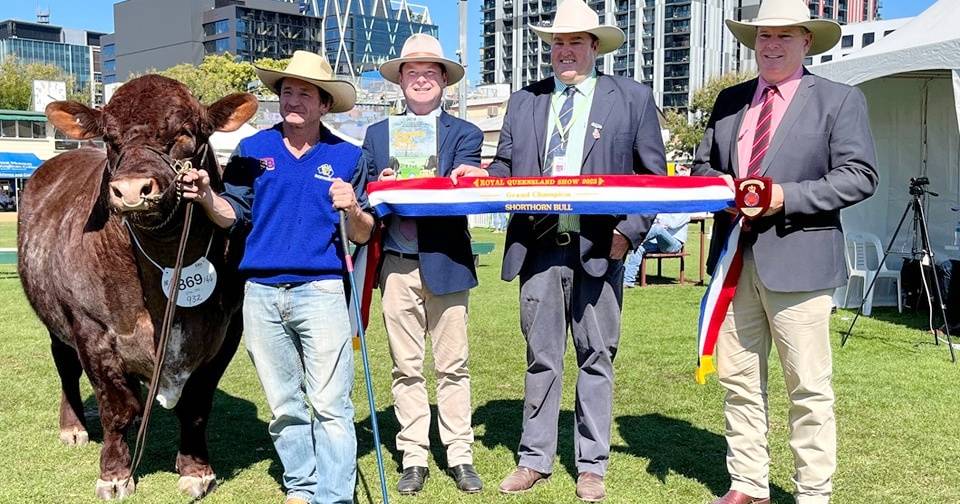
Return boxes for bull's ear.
[206,93,258,133]
[45,101,103,140]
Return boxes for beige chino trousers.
[379,254,474,469]
[717,255,836,504]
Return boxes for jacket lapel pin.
[591,122,602,140]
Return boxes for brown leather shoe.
[575,472,606,502]
[498,466,548,494]
[710,490,770,504]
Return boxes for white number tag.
[161,257,218,308]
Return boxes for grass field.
[1,218,958,503]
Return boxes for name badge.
[552,156,569,176]
[161,257,218,307]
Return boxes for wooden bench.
[639,248,688,286]
[471,242,495,267]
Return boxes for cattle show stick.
[338,210,390,504]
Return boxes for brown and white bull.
[17,75,257,499]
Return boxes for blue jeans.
[243,280,357,504]
[623,224,684,285]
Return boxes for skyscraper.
[480,0,743,110]
[102,0,436,83]
[807,0,879,24]
[0,19,104,105]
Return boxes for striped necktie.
[544,85,578,175]
[746,85,778,177]
[532,85,578,238]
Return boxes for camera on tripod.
[909,176,931,196]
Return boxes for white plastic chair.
[843,231,903,315]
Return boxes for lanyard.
[549,87,589,147]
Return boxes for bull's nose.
[109,178,161,211]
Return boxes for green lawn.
[1,221,958,503]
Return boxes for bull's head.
[46,75,258,229]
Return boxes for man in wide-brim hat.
[181,50,374,504]
[484,0,667,501]
[361,32,487,496]
[691,1,877,503]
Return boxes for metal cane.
[339,211,390,504]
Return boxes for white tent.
[812,0,960,306]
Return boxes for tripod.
[841,180,956,363]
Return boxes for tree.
[0,56,88,110]
[152,53,288,104]
[664,71,754,159]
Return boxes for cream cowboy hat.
[255,50,357,113]
[378,33,465,86]
[530,0,626,55]
[725,0,841,56]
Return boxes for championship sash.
[367,175,734,217]
[366,175,766,384]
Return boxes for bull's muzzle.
[109,178,162,212]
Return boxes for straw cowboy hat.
[255,50,357,113]
[530,0,625,55]
[726,0,841,56]
[379,33,465,86]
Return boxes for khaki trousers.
[717,255,836,504]
[379,254,474,468]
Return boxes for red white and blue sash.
[367,175,734,217]
[366,175,740,383]
[695,217,743,384]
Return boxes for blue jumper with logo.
[221,123,367,285]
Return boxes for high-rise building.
[480,0,881,110]
[103,0,436,83]
[480,0,742,110]
[308,0,436,76]
[808,17,908,66]
[0,19,105,105]
[807,0,879,24]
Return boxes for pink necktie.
[746,85,778,177]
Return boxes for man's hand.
[610,230,631,260]
[179,169,214,209]
[330,178,362,217]
[177,168,237,229]
[450,164,488,185]
[378,167,397,181]
[762,183,785,216]
[719,174,739,215]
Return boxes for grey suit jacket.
[487,74,667,281]
[692,70,879,293]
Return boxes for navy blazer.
[486,74,667,281]
[361,111,483,295]
[692,71,878,292]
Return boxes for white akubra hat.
[378,33,465,86]
[530,0,626,55]
[725,0,841,56]
[255,50,357,113]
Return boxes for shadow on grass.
[472,399,580,480]
[69,389,277,492]
[613,413,792,503]
[356,404,448,473]
[355,404,461,503]
[840,305,950,335]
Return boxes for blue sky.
[1,0,940,84]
